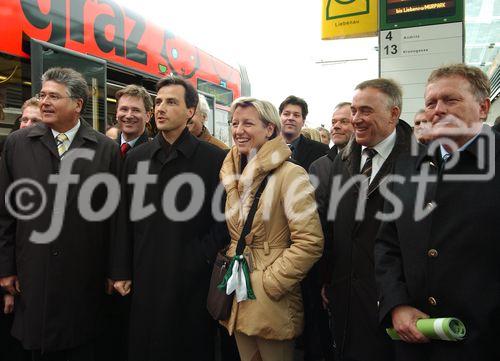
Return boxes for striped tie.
[56,133,69,158]
[361,148,377,183]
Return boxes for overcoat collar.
[220,136,291,196]
[415,124,500,170]
[340,119,413,194]
[150,127,198,164]
[27,120,98,158]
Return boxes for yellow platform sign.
[322,0,378,40]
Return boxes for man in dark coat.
[111,75,229,361]
[279,95,330,360]
[99,84,154,361]
[375,64,499,361]
[322,78,413,361]
[279,95,329,170]
[0,67,120,360]
[115,84,153,156]
[310,101,354,221]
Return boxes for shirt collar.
[439,126,483,159]
[51,120,81,143]
[121,133,140,147]
[362,129,396,161]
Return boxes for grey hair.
[196,94,210,120]
[41,67,89,110]
[355,78,403,112]
[229,97,282,138]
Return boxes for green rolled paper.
[386,318,466,341]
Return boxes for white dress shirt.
[360,129,397,183]
[51,120,81,154]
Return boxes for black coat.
[293,134,329,171]
[324,121,413,361]
[309,145,339,221]
[0,121,120,351]
[110,128,229,361]
[375,126,500,361]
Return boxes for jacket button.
[52,250,60,257]
[425,202,436,211]
[427,249,438,258]
[428,296,437,306]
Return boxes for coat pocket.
[235,270,303,340]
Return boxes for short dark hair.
[279,95,308,119]
[116,84,153,112]
[41,67,89,110]
[156,75,198,110]
[334,102,351,111]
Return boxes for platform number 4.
[384,31,398,55]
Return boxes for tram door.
[30,40,107,132]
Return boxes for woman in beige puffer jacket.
[219,97,324,361]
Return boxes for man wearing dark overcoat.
[279,94,330,361]
[0,67,120,360]
[322,78,413,361]
[111,75,229,360]
[375,64,499,361]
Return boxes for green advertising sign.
[380,0,464,30]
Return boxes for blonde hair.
[229,97,281,138]
[428,63,490,101]
[301,128,322,142]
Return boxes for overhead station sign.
[379,0,464,123]
[322,0,378,39]
[381,0,463,30]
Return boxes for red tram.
[0,0,250,144]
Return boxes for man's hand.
[391,305,430,343]
[113,280,132,296]
[321,284,330,310]
[0,275,20,295]
[3,294,14,314]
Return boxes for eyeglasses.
[35,92,75,102]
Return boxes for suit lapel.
[36,128,60,160]
[368,122,412,195]
[65,121,98,205]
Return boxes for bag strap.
[235,175,269,255]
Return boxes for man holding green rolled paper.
[375,64,500,361]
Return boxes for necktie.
[361,148,377,182]
[288,144,295,158]
[56,133,69,158]
[120,142,131,157]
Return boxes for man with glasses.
[0,67,120,361]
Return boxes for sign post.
[379,0,464,123]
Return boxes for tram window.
[214,108,231,146]
[0,54,32,138]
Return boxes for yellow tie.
[56,133,69,158]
